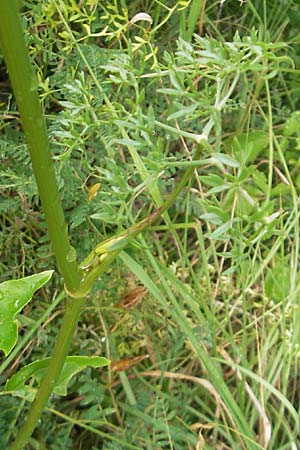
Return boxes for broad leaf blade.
[55,356,110,395]
[6,355,109,399]
[0,271,54,356]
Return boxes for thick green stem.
[0,2,206,448]
[0,2,85,449]
[0,2,79,289]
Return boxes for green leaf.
[211,153,240,168]
[0,271,54,356]
[207,221,233,240]
[6,356,110,400]
[167,103,198,121]
[225,131,269,163]
[265,258,291,302]
[283,111,300,136]
[199,174,226,187]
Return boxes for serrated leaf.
[207,184,231,194]
[211,153,240,168]
[113,138,143,147]
[6,356,110,400]
[224,131,269,163]
[167,103,198,121]
[199,174,226,187]
[200,212,224,225]
[265,259,290,302]
[208,221,232,240]
[202,205,230,224]
[0,271,53,356]
[283,111,300,136]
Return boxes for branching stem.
[0,2,204,448]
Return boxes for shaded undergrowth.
[1,1,300,449]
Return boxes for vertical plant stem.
[0,2,85,449]
[181,0,204,42]
[0,3,78,289]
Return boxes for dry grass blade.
[114,286,147,310]
[136,370,242,444]
[219,349,271,449]
[111,355,148,372]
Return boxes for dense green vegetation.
[1,0,300,448]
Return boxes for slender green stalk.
[0,2,85,449]
[74,143,204,297]
[186,0,204,41]
[180,0,204,42]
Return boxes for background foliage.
[1,1,300,449]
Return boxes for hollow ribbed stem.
[0,2,85,449]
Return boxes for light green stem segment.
[0,2,85,449]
